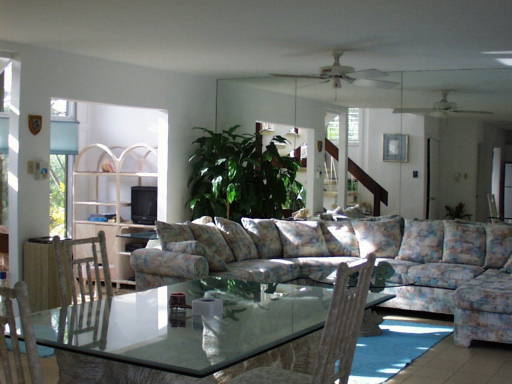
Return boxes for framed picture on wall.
[383,133,408,162]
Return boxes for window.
[326,108,360,144]
[49,154,69,237]
[0,154,7,226]
[347,108,360,143]
[1,61,12,114]
[51,98,76,121]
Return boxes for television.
[131,186,157,225]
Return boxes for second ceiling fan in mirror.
[270,50,399,89]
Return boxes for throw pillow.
[274,220,330,258]
[397,219,444,263]
[214,217,258,261]
[192,216,213,224]
[241,218,282,259]
[320,221,359,257]
[156,221,194,244]
[442,220,486,266]
[189,223,235,264]
[352,216,402,258]
[485,223,512,269]
[163,240,227,272]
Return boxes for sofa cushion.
[320,221,359,257]
[442,221,485,266]
[189,223,235,263]
[376,258,420,284]
[352,216,402,258]
[290,256,360,281]
[485,223,512,269]
[131,248,209,279]
[407,263,484,289]
[455,269,512,314]
[156,221,194,244]
[212,259,301,283]
[192,216,213,224]
[215,217,258,261]
[161,240,227,272]
[274,220,329,258]
[241,218,282,259]
[397,219,444,263]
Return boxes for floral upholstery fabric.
[134,272,188,291]
[352,216,402,258]
[379,285,455,314]
[212,259,301,283]
[214,217,258,261]
[189,223,235,263]
[274,220,329,258]
[289,256,360,282]
[442,221,485,266]
[454,269,512,314]
[241,218,282,259]
[376,258,419,284]
[131,248,209,279]
[319,221,359,257]
[485,223,512,269]
[407,263,484,289]
[192,216,213,224]
[397,219,444,263]
[454,308,512,346]
[156,221,194,244]
[505,254,512,273]
[162,240,227,272]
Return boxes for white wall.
[357,109,426,219]
[0,40,216,281]
[438,118,484,220]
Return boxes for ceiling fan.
[270,50,399,89]
[393,91,493,117]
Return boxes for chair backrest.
[0,281,44,384]
[312,254,376,384]
[52,231,113,306]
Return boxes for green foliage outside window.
[49,155,67,237]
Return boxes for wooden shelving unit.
[72,143,158,288]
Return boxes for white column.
[8,57,51,283]
[306,127,325,214]
[157,112,169,222]
[337,109,348,208]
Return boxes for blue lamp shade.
[0,117,79,155]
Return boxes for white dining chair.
[0,281,44,384]
[230,254,376,384]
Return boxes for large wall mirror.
[216,68,512,222]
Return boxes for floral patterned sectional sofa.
[130,215,512,347]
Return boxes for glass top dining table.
[23,277,394,378]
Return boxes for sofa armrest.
[130,248,209,280]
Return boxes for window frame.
[50,99,77,122]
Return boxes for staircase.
[256,122,388,216]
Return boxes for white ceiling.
[2,0,512,76]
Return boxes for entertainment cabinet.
[72,143,157,288]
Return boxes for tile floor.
[35,309,512,383]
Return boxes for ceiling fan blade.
[392,108,434,114]
[451,110,493,115]
[351,78,399,89]
[270,73,324,79]
[346,69,389,79]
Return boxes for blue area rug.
[6,338,55,358]
[350,320,453,384]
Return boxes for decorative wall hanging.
[28,115,42,135]
[383,133,408,162]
